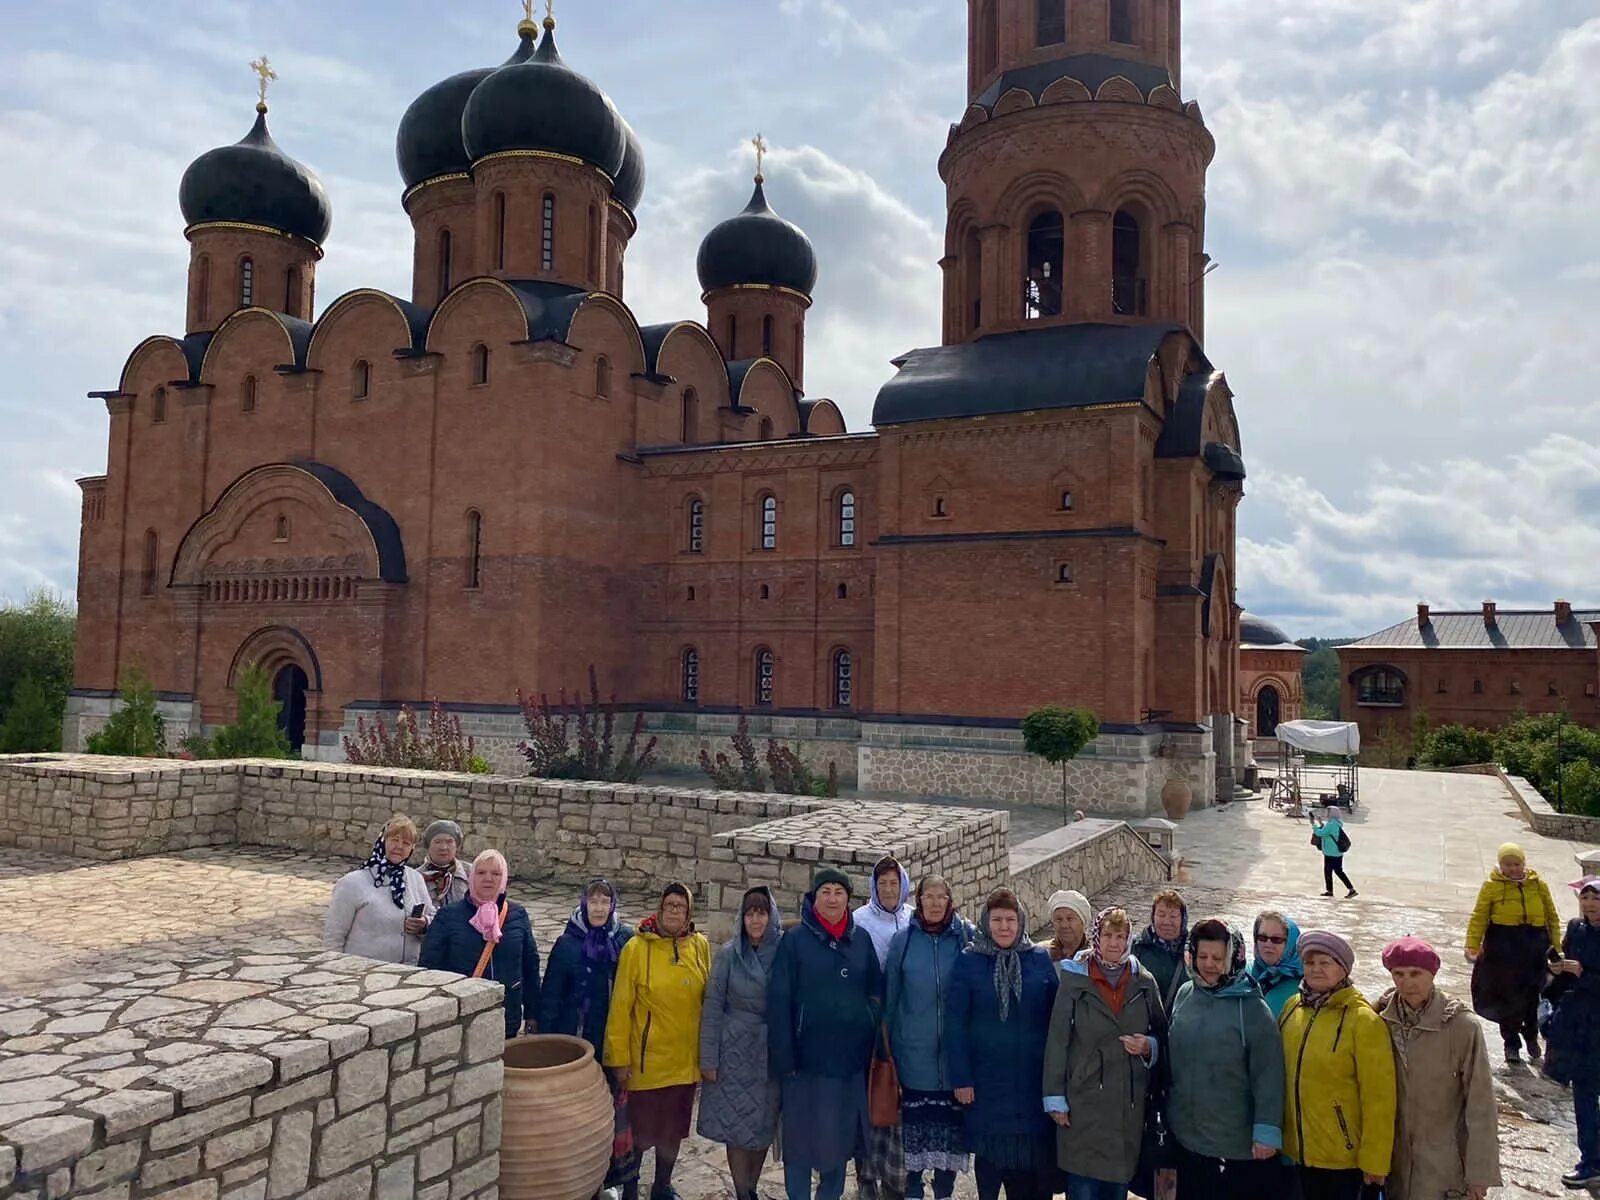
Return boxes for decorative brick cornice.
[640,437,880,477]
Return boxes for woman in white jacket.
[324,814,434,964]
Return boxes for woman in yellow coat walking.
[1465,842,1562,1063]
[1278,930,1396,1200]
[605,882,712,1200]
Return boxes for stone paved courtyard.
[0,767,1589,1198]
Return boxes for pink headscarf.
[470,901,503,943]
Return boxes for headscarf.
[1248,914,1303,992]
[968,896,1033,1022]
[1188,921,1247,990]
[1143,893,1189,955]
[736,887,784,973]
[639,882,694,958]
[364,835,407,908]
[1088,906,1131,967]
[915,876,957,937]
[1497,842,1526,865]
[564,878,623,965]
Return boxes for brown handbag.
[868,1023,901,1128]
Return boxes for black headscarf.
[365,835,407,908]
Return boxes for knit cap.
[1381,935,1440,975]
[422,819,462,849]
[1297,929,1355,975]
[1047,890,1093,929]
[811,865,853,898]
[1497,842,1526,864]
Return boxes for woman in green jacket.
[1167,919,1285,1199]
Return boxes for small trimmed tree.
[210,664,292,759]
[1021,705,1099,823]
[85,667,166,757]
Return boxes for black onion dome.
[696,180,818,296]
[462,29,626,179]
[180,108,332,245]
[613,116,645,212]
[1240,613,1296,647]
[395,29,537,190]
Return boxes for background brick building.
[1238,614,1304,739]
[1338,602,1600,746]
[68,0,1249,812]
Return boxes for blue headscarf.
[566,877,624,965]
[1247,914,1303,992]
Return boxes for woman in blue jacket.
[538,877,633,1047]
[945,887,1058,1200]
[885,876,974,1199]
[419,848,541,1039]
[1546,877,1600,1188]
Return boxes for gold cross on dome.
[249,55,277,108]
[521,0,534,18]
[752,132,768,182]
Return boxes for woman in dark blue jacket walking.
[945,888,1058,1200]
[768,865,885,1200]
[419,849,541,1039]
[1546,876,1600,1188]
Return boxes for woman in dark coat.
[699,886,784,1200]
[419,848,540,1038]
[537,877,637,1199]
[945,888,1058,1200]
[1545,876,1600,1189]
[768,865,885,1200]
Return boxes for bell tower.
[943,0,1214,344]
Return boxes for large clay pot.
[1160,777,1193,820]
[501,1035,613,1200]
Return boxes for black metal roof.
[395,30,536,190]
[1240,613,1301,650]
[180,108,332,245]
[1350,610,1600,651]
[871,323,1180,426]
[614,117,645,213]
[697,180,818,297]
[500,279,590,343]
[1154,369,1215,457]
[973,52,1175,110]
[288,460,407,583]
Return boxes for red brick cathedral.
[70,0,1246,812]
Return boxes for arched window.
[837,582,848,600]
[726,315,738,356]
[1024,211,1065,319]
[1060,489,1074,511]
[1036,0,1066,45]
[587,204,600,282]
[964,227,984,333]
[196,254,211,324]
[141,530,158,596]
[838,489,857,547]
[833,649,854,709]
[1057,562,1074,584]
[1110,0,1135,44]
[1112,209,1147,315]
[493,192,507,269]
[681,387,699,442]
[465,510,483,589]
[979,0,998,73]
[595,355,611,397]
[1355,666,1405,706]
[273,514,290,542]
[541,193,556,272]
[932,495,948,518]
[239,257,254,307]
[761,315,774,356]
[285,267,301,317]
[242,375,257,413]
[352,360,371,400]
[759,584,770,600]
[471,343,490,386]
[151,386,167,424]
[688,498,705,553]
[755,648,775,707]
[681,648,701,704]
[758,416,774,442]
[437,229,453,301]
[760,495,778,550]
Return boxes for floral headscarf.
[1188,922,1247,989]
[1088,906,1132,967]
[364,835,407,908]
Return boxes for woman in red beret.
[1376,936,1501,1200]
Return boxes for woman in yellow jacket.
[604,882,711,1200]
[1465,842,1562,1063]
[1279,930,1396,1200]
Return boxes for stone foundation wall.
[0,951,504,1200]
[1498,768,1600,843]
[61,696,203,761]
[1007,819,1174,934]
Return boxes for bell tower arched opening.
[274,664,309,751]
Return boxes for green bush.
[0,590,74,743]
[0,674,65,752]
[209,665,292,759]
[1420,723,1496,768]
[85,668,166,757]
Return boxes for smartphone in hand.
[410,903,424,918]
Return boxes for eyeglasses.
[1255,934,1287,945]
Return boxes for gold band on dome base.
[472,148,613,184]
[401,171,473,206]
[184,221,325,259]
[700,283,814,306]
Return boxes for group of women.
[324,817,1600,1200]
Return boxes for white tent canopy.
[1273,719,1361,756]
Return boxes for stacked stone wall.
[0,952,505,1200]
[1007,819,1174,933]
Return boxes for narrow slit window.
[833,649,854,709]
[681,387,699,443]
[196,255,211,324]
[273,514,290,542]
[471,344,490,386]
[837,582,848,600]
[465,510,483,589]
[933,496,948,517]
[1060,490,1073,511]
[141,530,158,596]
[726,315,738,356]
[541,193,556,272]
[239,257,254,307]
[1036,0,1066,45]
[1024,211,1065,319]
[285,267,300,317]
[688,498,704,553]
[595,356,611,397]
[151,387,167,424]
[352,360,371,400]
[682,649,700,704]
[760,495,777,550]
[438,229,453,300]
[838,490,856,547]
[761,315,774,356]
[755,649,775,707]
[1112,210,1147,315]
[494,192,507,269]
[587,205,599,282]
[1057,562,1074,584]
[1110,0,1134,44]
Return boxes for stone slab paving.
[1,767,1591,1198]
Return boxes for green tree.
[1296,640,1350,720]
[1421,723,1496,767]
[1021,705,1100,823]
[209,664,292,759]
[85,668,166,757]
[0,590,75,735]
[0,674,65,752]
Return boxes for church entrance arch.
[1256,684,1281,738]
[274,664,310,751]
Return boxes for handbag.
[868,1023,901,1128]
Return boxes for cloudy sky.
[2,0,1597,637]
